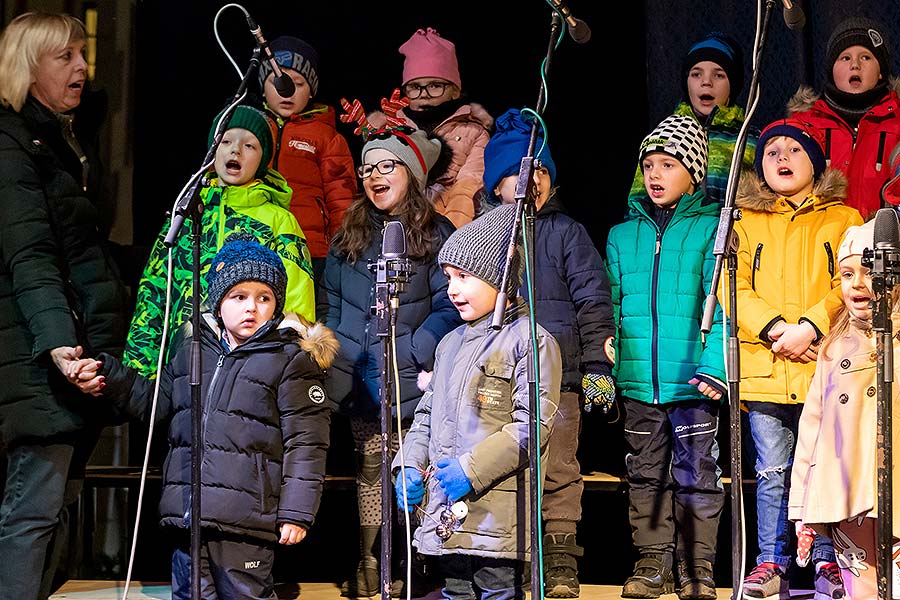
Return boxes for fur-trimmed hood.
[192,312,339,369]
[787,77,900,114]
[735,167,848,212]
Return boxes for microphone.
[547,0,591,44]
[781,0,805,31]
[382,220,406,259]
[245,14,295,98]
[874,207,900,251]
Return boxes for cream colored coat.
[788,316,900,537]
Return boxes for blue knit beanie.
[206,232,287,317]
[483,109,556,202]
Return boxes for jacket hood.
[673,101,747,129]
[202,168,293,211]
[192,312,337,368]
[786,77,900,113]
[735,167,848,212]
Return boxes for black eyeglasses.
[403,81,449,99]
[357,159,405,179]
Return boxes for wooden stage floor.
[50,580,816,600]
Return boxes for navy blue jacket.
[323,208,462,419]
[520,194,614,390]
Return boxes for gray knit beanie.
[438,203,522,297]
[362,127,442,192]
[638,114,709,186]
[206,232,287,317]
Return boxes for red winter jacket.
[787,79,900,221]
[269,103,357,258]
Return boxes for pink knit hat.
[399,27,462,88]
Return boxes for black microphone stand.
[369,241,411,600]
[163,47,260,600]
[863,227,897,600]
[491,11,565,599]
[700,2,779,596]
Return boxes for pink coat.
[789,316,900,537]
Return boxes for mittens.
[395,467,424,513]
[434,457,472,501]
[582,371,616,413]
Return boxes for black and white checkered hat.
[638,114,709,186]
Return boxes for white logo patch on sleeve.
[308,385,326,404]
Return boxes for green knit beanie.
[208,105,274,179]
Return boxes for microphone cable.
[214,3,251,80]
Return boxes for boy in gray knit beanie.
[393,204,562,595]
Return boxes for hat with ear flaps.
[361,127,443,192]
[438,203,523,298]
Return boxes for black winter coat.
[0,97,128,444]
[323,208,462,419]
[521,194,615,390]
[98,314,335,542]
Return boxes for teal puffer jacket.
[606,189,726,405]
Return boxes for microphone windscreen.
[570,19,592,44]
[783,5,805,30]
[274,74,296,98]
[382,221,407,258]
[873,208,900,249]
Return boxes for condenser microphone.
[382,220,407,259]
[245,14,295,98]
[547,0,591,44]
[781,0,806,31]
[874,207,900,251]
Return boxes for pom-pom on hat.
[206,232,287,318]
[438,203,523,297]
[754,118,827,180]
[826,17,890,84]
[361,127,442,192]
[257,36,319,97]
[483,109,556,202]
[639,114,709,186]
[208,105,275,179]
[399,27,461,88]
[681,31,744,105]
[837,219,875,263]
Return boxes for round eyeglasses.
[357,158,405,179]
[403,81,449,99]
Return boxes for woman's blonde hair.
[0,12,85,111]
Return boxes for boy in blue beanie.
[482,108,615,598]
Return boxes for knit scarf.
[823,80,889,128]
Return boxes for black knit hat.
[826,17,891,84]
[206,232,287,317]
[681,31,744,105]
[208,105,274,179]
[257,36,319,97]
[437,203,522,297]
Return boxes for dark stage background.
[3,0,897,589]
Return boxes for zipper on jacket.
[200,353,226,448]
[273,121,285,170]
[752,244,763,291]
[650,227,662,403]
[825,129,832,167]
[876,132,886,172]
[824,242,835,278]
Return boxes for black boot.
[341,526,380,597]
[676,559,716,600]
[622,552,675,599]
[543,533,584,598]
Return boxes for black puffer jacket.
[322,208,462,419]
[520,194,615,390]
[98,314,337,541]
[0,97,128,444]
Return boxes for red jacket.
[788,79,900,220]
[269,103,357,258]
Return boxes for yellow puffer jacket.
[719,168,862,404]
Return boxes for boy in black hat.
[392,203,562,600]
[66,232,337,599]
[257,35,357,305]
[628,30,757,208]
[788,16,900,220]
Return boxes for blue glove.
[395,468,424,513]
[434,457,472,501]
